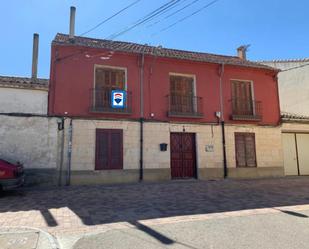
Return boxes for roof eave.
[52,40,277,72]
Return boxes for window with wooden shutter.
[170,75,194,113]
[235,133,257,167]
[231,80,254,116]
[95,129,123,170]
[94,67,126,109]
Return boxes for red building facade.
[49,34,284,184]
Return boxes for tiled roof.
[0,75,49,90]
[259,58,309,63]
[53,33,277,71]
[281,112,309,122]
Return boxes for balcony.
[90,88,132,114]
[230,98,262,121]
[167,94,203,118]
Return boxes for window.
[95,129,123,170]
[231,80,254,116]
[95,66,125,90]
[235,133,257,167]
[94,66,126,110]
[169,74,195,114]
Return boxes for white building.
[0,76,48,114]
[261,59,309,116]
[0,76,60,186]
[262,59,309,177]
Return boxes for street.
[72,208,309,249]
[1,177,309,248]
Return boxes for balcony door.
[231,80,254,116]
[170,75,194,114]
[94,66,126,110]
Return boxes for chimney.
[237,45,250,60]
[69,6,76,39]
[31,33,39,81]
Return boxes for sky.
[0,0,308,79]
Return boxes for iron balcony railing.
[230,98,262,121]
[167,94,203,117]
[90,87,132,114]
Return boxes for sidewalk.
[0,227,59,249]
[0,177,309,242]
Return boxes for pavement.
[71,209,309,249]
[0,227,59,249]
[1,177,309,248]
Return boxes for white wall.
[0,116,59,170]
[0,87,48,114]
[262,61,309,116]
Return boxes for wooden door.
[235,133,257,167]
[95,129,123,170]
[170,133,196,178]
[232,81,253,115]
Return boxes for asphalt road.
[61,208,309,249]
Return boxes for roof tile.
[0,75,49,90]
[53,33,277,71]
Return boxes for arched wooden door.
[170,133,196,179]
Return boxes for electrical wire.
[147,0,202,28]
[143,0,188,27]
[106,0,182,40]
[152,0,220,36]
[106,0,181,39]
[79,0,141,36]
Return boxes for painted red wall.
[48,44,280,125]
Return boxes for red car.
[0,159,24,191]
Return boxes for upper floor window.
[95,66,125,90]
[91,66,131,113]
[168,74,203,117]
[170,74,194,96]
[231,80,262,121]
[231,80,253,115]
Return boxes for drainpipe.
[66,119,73,186]
[139,53,145,181]
[219,63,228,178]
[58,117,65,186]
[274,72,281,126]
[221,121,227,178]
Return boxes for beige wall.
[70,120,283,175]
[0,87,48,114]
[282,122,309,133]
[143,122,223,170]
[70,120,224,172]
[225,124,283,168]
[71,119,140,171]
